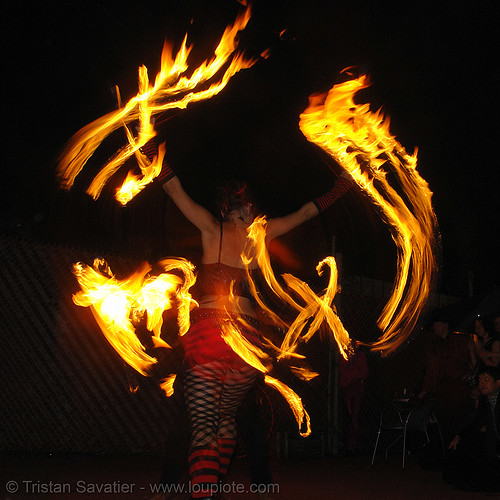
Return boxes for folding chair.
[371,400,414,468]
[371,399,444,468]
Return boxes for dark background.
[2,0,498,299]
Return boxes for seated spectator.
[443,366,500,492]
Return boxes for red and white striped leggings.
[183,361,257,498]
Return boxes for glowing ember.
[57,5,255,204]
[299,73,438,354]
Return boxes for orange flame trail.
[264,376,311,437]
[299,74,438,354]
[219,314,311,436]
[72,257,197,377]
[61,4,317,435]
[72,254,314,433]
[159,374,177,398]
[243,217,352,359]
[57,5,255,204]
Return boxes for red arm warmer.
[140,138,176,184]
[313,173,353,212]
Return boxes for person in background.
[471,316,500,369]
[418,313,474,444]
[443,365,500,492]
[466,315,500,407]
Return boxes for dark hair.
[478,365,500,381]
[473,315,497,338]
[216,180,256,221]
[429,309,451,327]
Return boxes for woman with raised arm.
[142,139,352,500]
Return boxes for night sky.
[2,0,498,300]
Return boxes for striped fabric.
[188,444,219,498]
[313,175,352,212]
[139,138,175,184]
[181,310,261,369]
[184,361,257,497]
[139,138,159,161]
[218,437,236,476]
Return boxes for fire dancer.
[141,138,352,499]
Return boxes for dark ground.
[1,451,496,500]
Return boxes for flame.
[217,294,313,433]
[280,257,351,359]
[299,74,437,354]
[72,257,197,377]
[65,31,436,433]
[243,216,302,328]
[220,317,272,374]
[218,312,312,436]
[244,217,352,359]
[57,5,255,204]
[159,374,177,398]
[264,375,311,437]
[157,257,198,337]
[289,366,319,381]
[72,253,314,434]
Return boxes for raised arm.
[266,201,319,240]
[141,138,218,234]
[266,172,353,240]
[162,177,219,234]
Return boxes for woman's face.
[474,319,486,337]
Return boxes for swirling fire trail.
[299,74,438,355]
[60,4,437,435]
[57,5,255,205]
